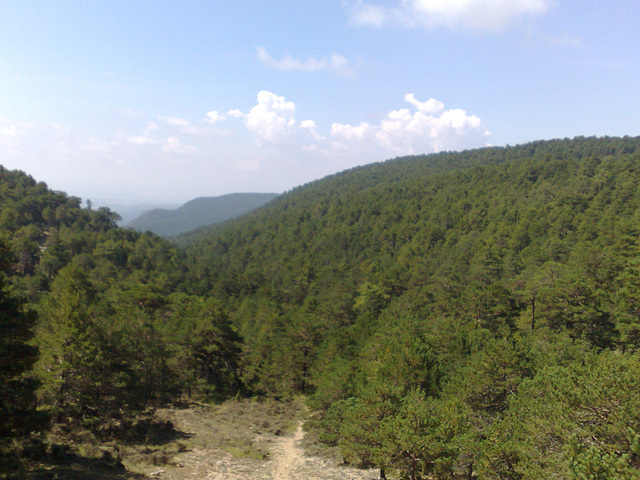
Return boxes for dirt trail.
[266,420,381,480]
[135,405,378,480]
[271,421,305,480]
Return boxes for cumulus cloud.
[0,92,490,204]
[227,109,245,119]
[404,94,444,114]
[331,94,489,154]
[0,123,24,156]
[242,91,328,150]
[206,110,225,123]
[245,91,298,143]
[257,47,355,77]
[300,120,324,141]
[215,90,487,157]
[350,0,550,31]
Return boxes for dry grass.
[2,397,379,480]
[152,397,304,461]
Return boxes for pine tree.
[0,238,40,440]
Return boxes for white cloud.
[404,94,444,114]
[0,92,489,204]
[245,91,298,143]
[162,136,195,155]
[221,90,487,158]
[0,123,24,156]
[331,122,372,141]
[300,120,324,141]
[349,2,388,26]
[331,94,489,154]
[257,47,355,77]
[206,110,226,123]
[242,92,329,150]
[1,125,21,137]
[227,109,245,119]
[350,0,550,31]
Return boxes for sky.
[1,1,639,205]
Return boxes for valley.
[3,136,640,479]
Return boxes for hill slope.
[181,136,640,479]
[0,166,243,478]
[126,192,279,236]
[184,136,640,306]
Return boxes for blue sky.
[1,1,638,205]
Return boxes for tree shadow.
[1,444,144,480]
[1,413,194,480]
[104,415,193,446]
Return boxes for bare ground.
[125,402,379,480]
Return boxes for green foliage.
[614,254,640,351]
[0,238,40,440]
[379,391,468,480]
[567,434,640,480]
[481,351,640,479]
[178,135,640,478]
[0,166,242,441]
[5,136,640,477]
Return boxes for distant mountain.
[125,193,279,236]
[97,201,181,225]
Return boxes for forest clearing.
[12,399,378,480]
[137,401,378,480]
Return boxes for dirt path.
[268,421,378,480]
[271,421,305,480]
[131,403,379,480]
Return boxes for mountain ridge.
[126,192,279,236]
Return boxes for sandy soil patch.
[128,402,378,480]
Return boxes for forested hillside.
[4,136,640,479]
[126,193,279,237]
[181,136,640,479]
[0,167,242,476]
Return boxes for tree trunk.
[410,457,417,480]
[531,296,536,330]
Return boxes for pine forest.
[3,135,640,479]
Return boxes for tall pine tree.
[0,238,40,440]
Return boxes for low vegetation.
[2,398,304,480]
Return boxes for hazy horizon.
[1,1,638,204]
